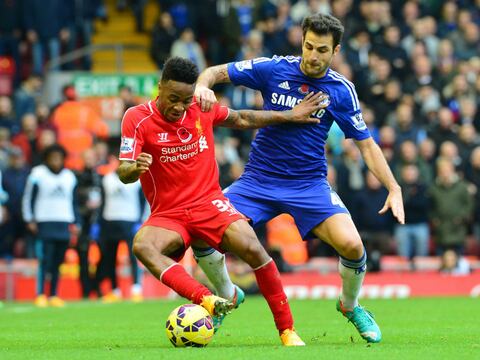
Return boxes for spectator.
[458,97,479,128]
[51,85,108,171]
[414,85,441,123]
[0,96,18,135]
[439,249,471,275]
[378,125,396,163]
[456,124,479,165]
[428,159,473,255]
[97,170,144,303]
[0,127,13,170]
[353,171,394,271]
[276,25,302,56]
[344,28,371,88]
[23,0,73,74]
[437,1,458,37]
[11,113,42,166]
[404,55,440,94]
[450,21,480,61]
[418,137,437,168]
[75,148,102,299]
[465,146,480,254]
[334,140,364,215]
[391,102,427,147]
[118,85,138,112]
[13,75,43,123]
[394,140,433,185]
[428,107,458,147]
[65,0,100,70]
[436,39,457,88]
[365,57,392,104]
[394,164,430,267]
[374,79,402,127]
[170,28,206,72]
[150,12,177,69]
[22,144,80,307]
[374,24,409,78]
[1,147,29,257]
[237,30,271,60]
[0,0,23,86]
[402,17,440,62]
[438,140,463,173]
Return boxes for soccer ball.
[165,304,215,347]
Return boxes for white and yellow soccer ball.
[165,304,215,347]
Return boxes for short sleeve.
[211,102,230,126]
[119,108,144,160]
[227,57,274,90]
[332,85,371,141]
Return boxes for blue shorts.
[224,172,349,239]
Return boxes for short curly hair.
[302,13,345,49]
[42,144,67,161]
[161,57,199,84]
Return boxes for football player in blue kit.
[193,13,405,343]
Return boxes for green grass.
[1,297,479,359]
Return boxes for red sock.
[161,263,212,304]
[254,260,293,332]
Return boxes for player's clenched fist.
[135,152,153,174]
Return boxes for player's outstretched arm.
[195,64,231,112]
[117,153,152,184]
[355,137,405,224]
[220,92,328,129]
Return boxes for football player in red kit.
[118,57,328,346]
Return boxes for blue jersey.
[227,56,371,180]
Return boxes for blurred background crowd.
[0,0,479,283]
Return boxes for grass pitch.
[0,297,479,359]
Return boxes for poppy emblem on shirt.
[298,84,310,95]
[177,127,193,143]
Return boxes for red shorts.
[142,193,245,260]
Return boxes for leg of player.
[191,242,245,332]
[132,226,232,316]
[312,213,382,343]
[220,219,305,346]
[192,244,236,300]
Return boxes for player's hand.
[135,152,153,175]
[379,187,405,224]
[290,92,330,124]
[195,85,217,112]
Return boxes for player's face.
[300,30,340,78]
[46,152,64,173]
[157,80,195,122]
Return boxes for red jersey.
[119,99,229,216]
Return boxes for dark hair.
[42,144,67,161]
[161,57,199,84]
[302,13,345,49]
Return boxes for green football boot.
[212,285,245,333]
[336,298,382,343]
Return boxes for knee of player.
[338,235,364,259]
[132,234,155,258]
[244,240,269,263]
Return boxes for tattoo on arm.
[221,109,291,129]
[199,64,231,87]
[216,66,230,83]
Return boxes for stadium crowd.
[0,0,479,280]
